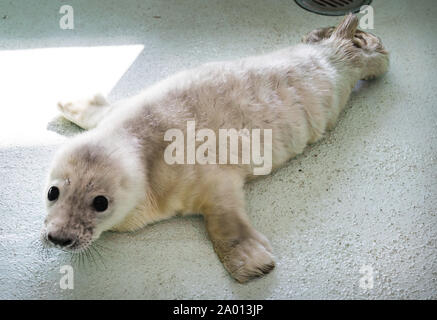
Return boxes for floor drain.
[295,0,372,16]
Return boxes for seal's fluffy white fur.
[43,14,389,282]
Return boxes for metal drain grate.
[295,0,372,16]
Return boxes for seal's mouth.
[40,227,94,253]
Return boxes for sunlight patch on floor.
[0,45,144,148]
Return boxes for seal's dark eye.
[47,186,59,201]
[92,195,108,212]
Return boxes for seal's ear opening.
[330,13,359,40]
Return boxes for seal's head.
[42,132,145,251]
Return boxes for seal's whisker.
[79,250,85,269]
[85,248,93,269]
[82,248,89,266]
[90,245,107,268]
[70,251,81,268]
[94,242,115,254]
[73,251,79,268]
[86,246,98,269]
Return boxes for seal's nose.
[47,233,75,247]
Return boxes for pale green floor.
[0,0,436,299]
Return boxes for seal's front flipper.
[202,171,275,283]
[57,93,110,130]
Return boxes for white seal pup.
[42,14,389,283]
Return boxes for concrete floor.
[0,0,436,299]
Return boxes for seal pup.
[42,14,389,283]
